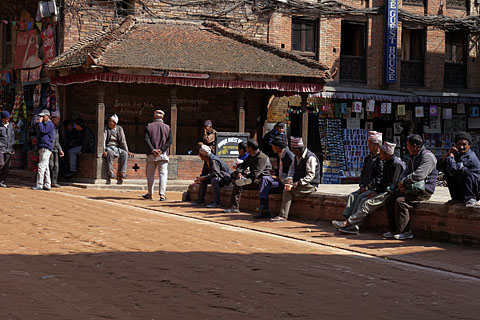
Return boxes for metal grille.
[401,60,424,87]
[340,55,366,83]
[446,0,467,7]
[444,62,467,88]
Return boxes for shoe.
[269,216,287,222]
[466,199,478,207]
[106,178,111,185]
[223,208,240,213]
[331,220,347,229]
[43,187,51,191]
[206,202,222,208]
[32,186,43,190]
[445,199,461,205]
[234,178,252,187]
[192,199,205,205]
[117,177,123,185]
[159,195,168,201]
[338,225,360,235]
[0,181,7,188]
[142,193,152,200]
[382,231,394,238]
[52,184,61,188]
[254,212,271,219]
[256,198,269,213]
[393,231,414,240]
[64,171,76,178]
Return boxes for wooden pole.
[300,93,308,147]
[170,87,178,155]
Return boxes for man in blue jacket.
[0,111,15,188]
[440,132,480,207]
[33,109,55,191]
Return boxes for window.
[401,28,425,86]
[340,21,366,83]
[1,20,12,67]
[291,17,318,58]
[444,31,467,88]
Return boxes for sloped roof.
[47,17,329,80]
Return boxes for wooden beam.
[300,93,308,147]
[169,87,178,155]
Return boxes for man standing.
[332,141,405,235]
[193,145,232,208]
[143,110,172,201]
[202,120,217,154]
[224,139,272,213]
[384,134,438,240]
[103,114,132,184]
[33,109,55,191]
[269,137,320,222]
[66,118,95,177]
[342,131,384,220]
[0,111,15,188]
[440,132,480,207]
[49,112,64,188]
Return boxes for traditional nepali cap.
[204,119,212,127]
[272,136,286,149]
[110,114,119,124]
[155,109,165,116]
[199,144,211,157]
[381,141,396,155]
[290,137,304,148]
[38,109,50,117]
[51,111,60,117]
[275,122,285,128]
[455,132,472,144]
[368,131,383,141]
[1,111,10,118]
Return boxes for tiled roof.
[47,17,329,80]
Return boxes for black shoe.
[64,171,76,178]
[254,212,271,219]
[256,198,269,213]
[338,225,360,235]
[192,199,205,205]
[142,193,152,200]
[117,177,123,185]
[106,178,111,185]
[206,202,222,208]
[43,187,51,191]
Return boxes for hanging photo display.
[397,104,406,116]
[415,106,424,117]
[366,99,375,112]
[381,102,392,114]
[352,101,362,113]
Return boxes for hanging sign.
[15,30,42,70]
[397,104,405,116]
[470,106,480,118]
[366,99,375,112]
[384,0,398,83]
[41,25,56,64]
[429,105,438,117]
[352,101,362,113]
[381,102,392,114]
[166,71,210,79]
[443,108,452,120]
[415,106,424,117]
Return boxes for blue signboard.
[384,0,398,83]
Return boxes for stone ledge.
[187,184,480,245]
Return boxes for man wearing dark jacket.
[143,110,172,201]
[224,139,272,213]
[0,111,15,188]
[66,117,94,177]
[261,122,287,158]
[255,135,295,219]
[49,112,64,188]
[332,141,405,235]
[384,134,438,240]
[440,132,480,207]
[342,131,384,219]
[33,109,55,190]
[269,137,320,222]
[193,145,232,208]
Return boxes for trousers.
[197,176,232,203]
[106,146,128,178]
[0,152,12,182]
[347,192,390,226]
[146,155,168,196]
[49,151,60,184]
[37,148,52,189]
[278,183,316,219]
[385,191,431,233]
[444,168,480,202]
[343,189,370,218]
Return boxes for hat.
[368,131,383,141]
[51,111,60,118]
[110,114,119,124]
[199,144,211,157]
[455,132,472,144]
[272,136,286,149]
[1,111,10,119]
[204,120,212,127]
[275,122,285,128]
[154,110,165,117]
[290,137,304,148]
[380,141,396,156]
[38,109,50,117]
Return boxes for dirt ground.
[0,184,479,319]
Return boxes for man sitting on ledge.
[224,139,272,214]
[192,145,233,208]
[269,137,320,222]
[440,132,480,207]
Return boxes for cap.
[38,109,51,117]
[380,141,396,156]
[290,137,304,148]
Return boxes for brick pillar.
[237,90,245,133]
[170,87,178,155]
[300,93,308,147]
[95,89,105,180]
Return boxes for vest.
[147,120,171,156]
[293,149,321,186]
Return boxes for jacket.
[290,148,321,187]
[104,125,129,152]
[444,149,480,180]
[145,119,172,155]
[261,129,287,157]
[201,154,232,180]
[401,146,438,194]
[78,126,95,153]
[37,121,55,151]
[376,155,405,193]
[0,123,15,154]
[236,150,272,182]
[360,152,384,191]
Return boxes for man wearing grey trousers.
[49,112,64,188]
[103,114,132,184]
[143,110,172,201]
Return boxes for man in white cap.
[143,109,172,201]
[33,109,55,191]
[49,111,64,188]
[103,114,132,184]
[341,131,384,221]
[269,137,320,222]
[332,141,405,235]
[192,144,232,208]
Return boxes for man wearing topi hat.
[269,137,320,222]
[332,141,405,235]
[341,131,384,222]
[103,114,133,184]
[0,111,15,188]
[439,132,480,207]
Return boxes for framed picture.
[393,135,401,147]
